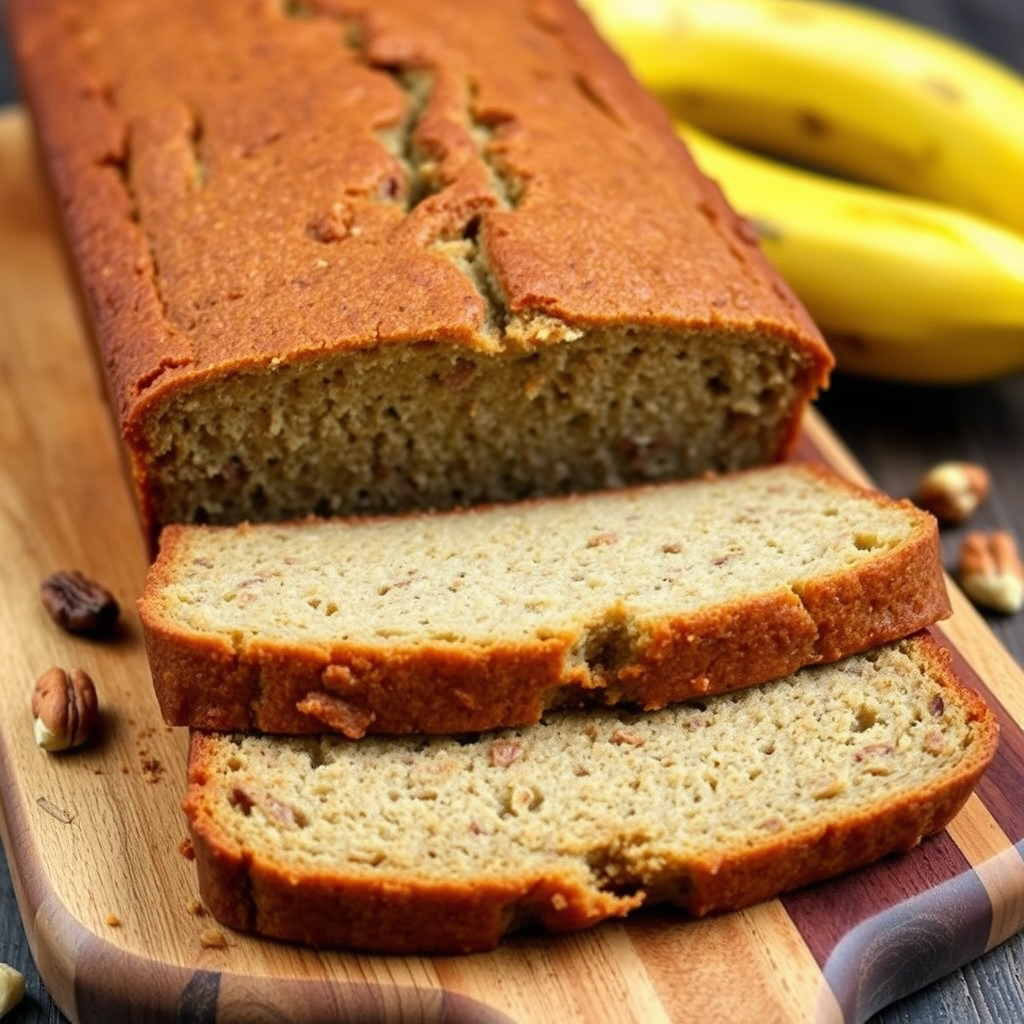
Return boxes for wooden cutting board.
[3,104,1024,1024]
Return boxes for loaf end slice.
[182,633,998,954]
[6,0,831,544]
[140,463,951,736]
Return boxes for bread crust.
[6,0,832,542]
[182,633,998,954]
[140,464,952,736]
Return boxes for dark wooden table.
[2,1,1022,1021]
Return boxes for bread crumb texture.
[154,466,920,645]
[7,0,829,536]
[184,635,997,952]
[141,464,949,735]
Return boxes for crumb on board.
[187,898,206,917]
[179,837,195,860]
[139,752,165,783]
[106,913,121,927]
[199,928,228,949]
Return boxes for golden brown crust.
[182,634,998,954]
[6,0,832,542]
[140,465,951,737]
[7,0,830,383]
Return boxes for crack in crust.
[67,0,530,350]
[299,6,527,340]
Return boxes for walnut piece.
[916,461,990,524]
[40,570,120,636]
[506,783,538,814]
[489,739,525,767]
[610,728,646,747]
[296,689,375,739]
[31,666,99,752]
[0,962,26,1018]
[958,531,1024,614]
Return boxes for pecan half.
[916,461,990,524]
[31,666,99,752]
[958,531,1024,614]
[40,570,120,636]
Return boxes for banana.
[677,123,1024,383]
[582,0,1024,236]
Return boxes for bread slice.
[182,633,998,954]
[140,463,950,737]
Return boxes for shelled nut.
[0,962,26,1018]
[31,666,99,752]
[40,569,120,636]
[916,461,990,524]
[957,531,1024,614]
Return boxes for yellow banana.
[677,124,1024,384]
[582,0,1024,236]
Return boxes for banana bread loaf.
[182,633,998,953]
[6,0,831,544]
[139,463,951,737]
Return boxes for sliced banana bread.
[140,463,951,737]
[182,633,998,953]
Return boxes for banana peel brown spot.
[796,109,831,137]
[923,76,962,103]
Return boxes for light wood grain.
[3,104,1024,1024]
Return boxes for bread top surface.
[143,463,936,647]
[184,633,997,892]
[7,0,830,428]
